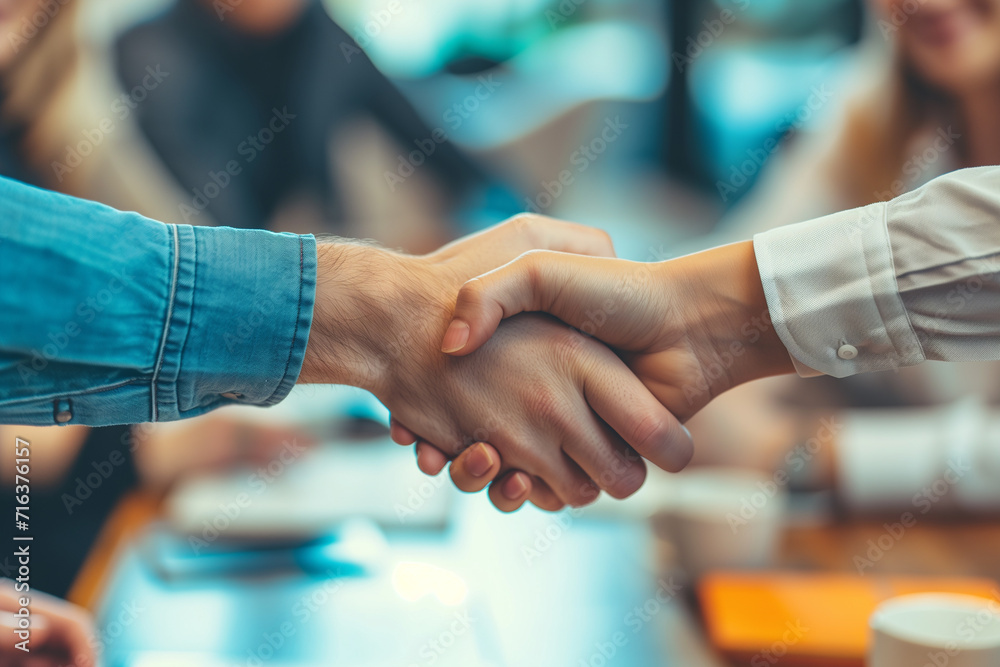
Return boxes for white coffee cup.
[650,467,786,579]
[869,593,1000,667]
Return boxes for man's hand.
[298,217,694,508]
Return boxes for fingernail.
[502,473,528,500]
[466,443,494,477]
[441,320,470,353]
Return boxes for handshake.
[299,215,794,512]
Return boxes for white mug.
[869,593,1000,667]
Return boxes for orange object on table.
[699,571,1000,667]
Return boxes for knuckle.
[527,386,573,432]
[456,278,484,307]
[594,227,614,249]
[549,326,589,368]
[506,212,541,240]
[602,459,646,499]
[568,480,600,507]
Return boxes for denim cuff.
[153,226,316,421]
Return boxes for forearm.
[754,166,1000,378]
[0,178,314,426]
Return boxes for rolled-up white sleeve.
[753,166,1000,378]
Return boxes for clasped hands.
[300,214,793,512]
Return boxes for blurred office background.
[3,0,1000,664]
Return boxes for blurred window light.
[322,0,634,78]
[392,561,469,606]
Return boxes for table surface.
[71,491,1000,667]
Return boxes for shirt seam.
[151,224,180,421]
[876,200,925,364]
[0,378,145,407]
[264,237,305,404]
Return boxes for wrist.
[667,240,794,396]
[300,243,453,398]
[300,244,408,393]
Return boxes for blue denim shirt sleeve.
[0,177,316,426]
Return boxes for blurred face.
[203,0,309,35]
[873,0,1000,93]
[0,0,59,70]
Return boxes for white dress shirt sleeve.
[753,166,1000,378]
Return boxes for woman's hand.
[442,240,793,420]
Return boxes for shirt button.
[55,409,73,423]
[837,344,859,360]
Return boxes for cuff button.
[837,344,859,360]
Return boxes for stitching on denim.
[151,224,180,421]
[265,237,305,404]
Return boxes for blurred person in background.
[680,0,1000,501]
[0,0,509,613]
[114,0,514,251]
[0,0,314,601]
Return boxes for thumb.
[440,250,596,355]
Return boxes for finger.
[39,611,95,667]
[488,471,533,512]
[562,420,647,500]
[541,452,600,508]
[449,442,502,492]
[584,350,694,473]
[501,214,617,258]
[525,477,566,512]
[442,250,642,356]
[415,441,449,476]
[390,418,418,445]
